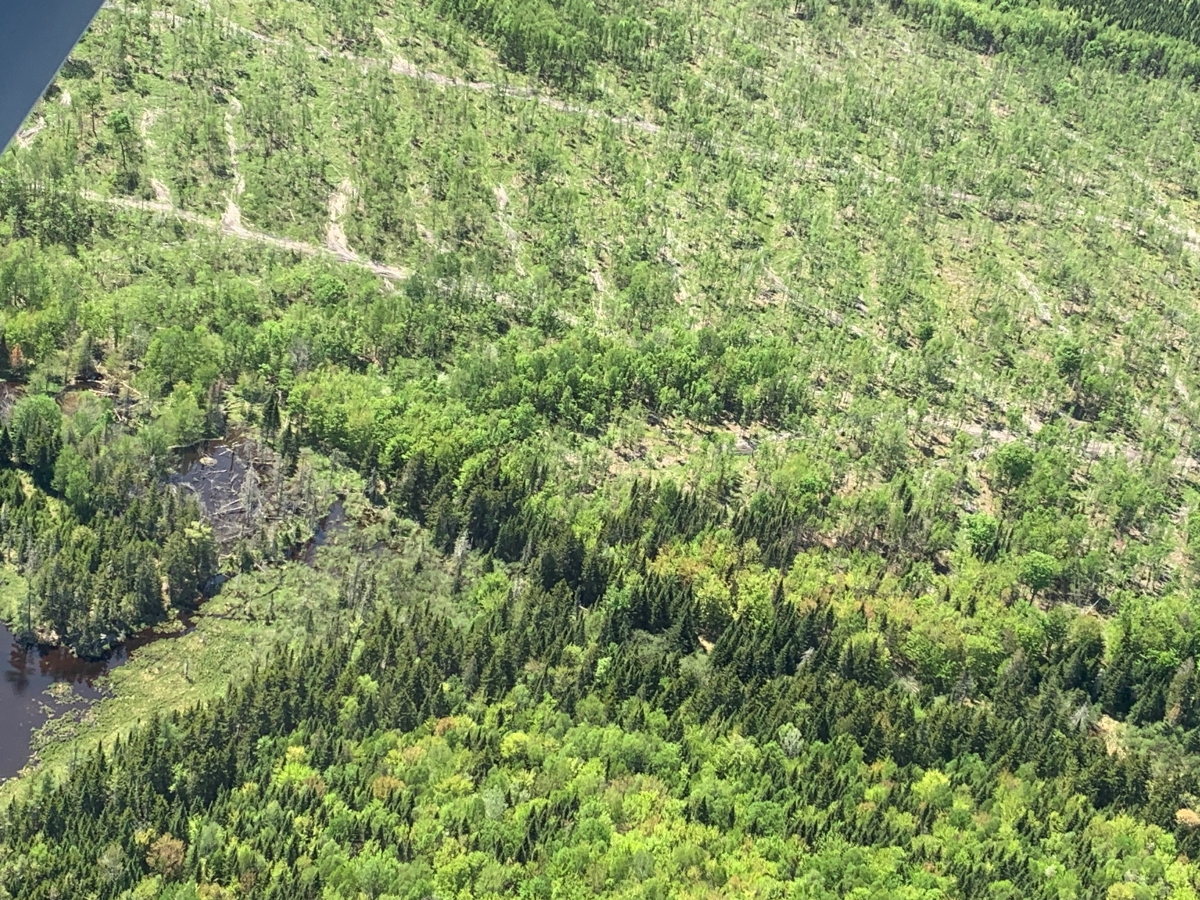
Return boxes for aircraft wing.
[0,0,107,152]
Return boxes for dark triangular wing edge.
[1,0,108,152]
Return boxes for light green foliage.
[962,512,999,558]
[2,0,1200,895]
[991,443,1035,493]
[152,384,209,449]
[1019,550,1061,596]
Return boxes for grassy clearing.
[0,482,487,804]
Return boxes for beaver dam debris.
[170,432,346,559]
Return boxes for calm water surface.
[0,619,110,780]
[0,435,344,781]
[0,606,193,781]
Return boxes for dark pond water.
[296,497,347,565]
[0,615,197,781]
[170,434,256,545]
[0,433,348,782]
[0,418,250,780]
[0,621,109,781]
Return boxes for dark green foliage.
[889,0,1200,83]
[0,397,216,654]
[2,559,1197,898]
[5,0,1200,894]
[9,395,62,486]
[1057,0,1200,47]
[435,0,693,88]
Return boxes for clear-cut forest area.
[4,0,1200,896]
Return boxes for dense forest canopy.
[2,0,1200,896]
